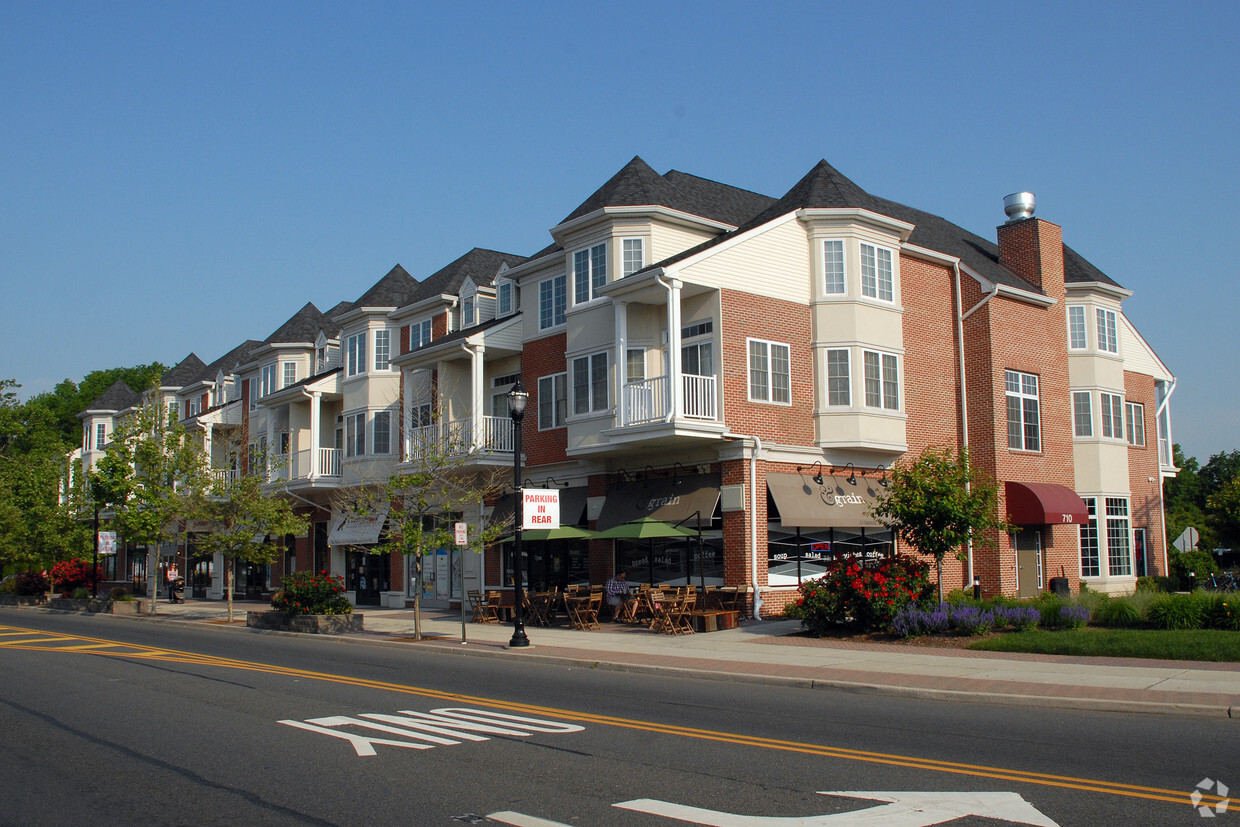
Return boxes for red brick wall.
[1125,370,1167,577]
[522,333,568,467]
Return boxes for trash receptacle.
[1048,576,1070,598]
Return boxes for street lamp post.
[507,380,530,648]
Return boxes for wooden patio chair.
[469,590,498,624]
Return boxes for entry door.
[1015,529,1043,599]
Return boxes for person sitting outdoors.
[605,570,631,622]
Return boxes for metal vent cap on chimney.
[1003,192,1036,222]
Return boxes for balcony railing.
[267,448,342,482]
[210,469,239,484]
[407,415,513,460]
[623,373,717,425]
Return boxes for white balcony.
[269,448,342,482]
[623,373,717,426]
[210,469,239,485]
[406,415,513,460]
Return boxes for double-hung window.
[748,339,791,403]
[1073,391,1093,437]
[188,399,200,417]
[1005,370,1041,451]
[410,319,432,350]
[96,423,107,450]
[1067,306,1087,350]
[374,329,391,371]
[346,333,367,377]
[1100,392,1124,440]
[249,378,259,410]
[1080,498,1100,577]
[681,320,714,377]
[84,424,92,451]
[823,239,845,294]
[538,373,568,430]
[621,239,644,277]
[626,348,646,384]
[497,282,514,316]
[372,411,391,455]
[462,296,476,328]
[1096,308,1118,353]
[860,243,894,302]
[826,349,851,406]
[282,362,296,388]
[863,350,899,410]
[260,364,277,398]
[539,275,567,329]
[1125,402,1146,447]
[573,243,607,304]
[572,352,608,415]
[1106,498,1132,576]
[345,412,366,457]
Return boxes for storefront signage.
[98,531,117,555]
[521,489,560,530]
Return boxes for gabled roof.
[200,340,264,381]
[324,300,355,320]
[86,379,140,413]
[161,353,206,387]
[660,169,776,227]
[414,248,528,299]
[1064,245,1122,287]
[352,263,421,308]
[263,302,339,345]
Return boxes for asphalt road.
[0,610,1233,826]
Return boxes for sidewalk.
[134,600,1240,717]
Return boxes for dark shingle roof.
[263,302,339,345]
[161,354,207,387]
[353,264,421,308]
[199,340,264,381]
[324,300,355,320]
[1064,245,1121,287]
[87,379,141,412]
[413,248,528,299]
[660,170,777,227]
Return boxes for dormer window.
[573,242,607,304]
[462,296,476,328]
[497,281,514,317]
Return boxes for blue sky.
[3,1,1236,461]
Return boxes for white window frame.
[462,296,476,328]
[409,319,432,350]
[497,281,514,317]
[747,339,791,404]
[863,350,899,411]
[539,274,567,330]
[538,373,568,430]
[626,348,646,384]
[372,411,391,455]
[1005,370,1041,452]
[823,239,845,295]
[345,412,366,457]
[282,361,296,388]
[1073,391,1093,437]
[1079,498,1100,578]
[260,363,277,398]
[374,329,391,371]
[96,423,107,450]
[1096,308,1118,353]
[249,378,259,410]
[346,333,367,377]
[571,351,609,416]
[1125,401,1146,447]
[1105,497,1132,576]
[826,349,851,406]
[860,243,894,302]
[1067,305,1087,350]
[84,424,92,451]
[572,242,607,305]
[621,238,645,278]
[188,399,200,417]
[1100,392,1124,440]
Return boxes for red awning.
[1004,481,1089,526]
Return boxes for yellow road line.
[0,623,1220,808]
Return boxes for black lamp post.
[90,478,102,599]
[507,380,530,648]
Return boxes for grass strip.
[966,627,1240,661]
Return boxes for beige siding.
[674,218,811,305]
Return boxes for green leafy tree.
[1208,477,1240,553]
[94,392,206,602]
[872,446,1009,601]
[349,434,509,640]
[188,471,308,623]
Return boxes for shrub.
[784,554,932,634]
[71,587,90,600]
[109,587,134,601]
[1198,592,1240,632]
[0,576,14,594]
[1147,593,1203,630]
[271,571,352,616]
[1034,594,1065,628]
[1059,605,1090,629]
[996,605,1041,631]
[891,604,951,637]
[14,571,49,596]
[1136,576,1176,593]
[1094,596,1143,628]
[949,604,995,635]
[50,559,92,594]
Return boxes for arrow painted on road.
[610,791,1059,826]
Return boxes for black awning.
[595,473,720,531]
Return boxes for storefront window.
[766,527,893,586]
[616,534,723,587]
[503,540,589,590]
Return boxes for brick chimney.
[996,193,1065,299]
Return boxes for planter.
[0,594,49,607]
[45,597,151,614]
[246,610,364,634]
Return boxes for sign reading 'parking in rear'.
[279,707,584,757]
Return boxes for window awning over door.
[766,472,883,528]
[595,473,721,531]
[328,504,390,546]
[1004,481,1089,526]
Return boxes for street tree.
[872,446,1009,602]
[94,392,206,601]
[189,470,308,623]
[346,432,510,640]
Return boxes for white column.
[470,344,485,450]
[614,301,628,426]
[666,278,683,421]
[309,391,321,479]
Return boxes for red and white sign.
[454,522,468,547]
[521,489,560,530]
[98,531,117,555]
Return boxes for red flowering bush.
[14,571,50,596]
[50,559,92,595]
[271,571,352,616]
[783,554,932,634]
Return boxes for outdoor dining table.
[563,591,601,630]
